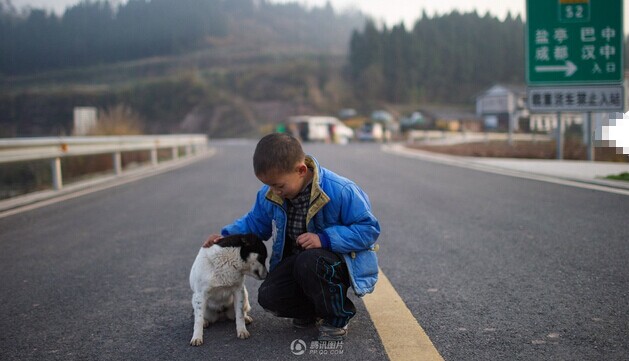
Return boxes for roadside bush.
[0,161,51,199]
[89,104,144,135]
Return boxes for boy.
[203,133,380,341]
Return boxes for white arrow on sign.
[535,60,578,77]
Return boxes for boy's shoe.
[318,323,348,341]
[292,317,317,329]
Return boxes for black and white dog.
[189,234,268,345]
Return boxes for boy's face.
[257,163,310,200]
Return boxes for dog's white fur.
[189,242,267,345]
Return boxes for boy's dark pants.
[258,249,356,328]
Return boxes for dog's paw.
[190,337,204,346]
[237,328,250,339]
[244,315,253,325]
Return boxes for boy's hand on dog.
[202,234,223,248]
[204,233,321,248]
[296,233,321,249]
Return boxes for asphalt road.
[1,140,628,361]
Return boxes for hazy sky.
[10,0,526,26]
[7,0,629,32]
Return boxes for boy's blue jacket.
[221,156,380,296]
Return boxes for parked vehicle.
[371,110,398,138]
[400,111,426,132]
[370,110,394,123]
[287,116,354,144]
[356,122,384,142]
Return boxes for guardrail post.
[194,143,203,155]
[186,144,192,157]
[51,157,63,190]
[113,152,122,175]
[151,148,158,166]
[171,147,178,161]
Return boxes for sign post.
[526,0,623,159]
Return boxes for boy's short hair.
[253,133,305,176]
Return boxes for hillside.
[0,0,366,137]
[0,0,365,75]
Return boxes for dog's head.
[216,234,268,280]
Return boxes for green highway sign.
[526,0,623,85]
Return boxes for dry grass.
[89,104,144,136]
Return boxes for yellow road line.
[363,268,444,361]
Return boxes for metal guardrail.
[0,135,208,191]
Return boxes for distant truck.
[287,116,354,144]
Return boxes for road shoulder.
[383,144,629,196]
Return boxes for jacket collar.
[265,156,330,223]
[305,156,330,224]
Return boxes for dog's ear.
[242,234,259,246]
[240,234,252,246]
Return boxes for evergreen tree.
[348,11,528,104]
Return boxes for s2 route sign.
[526,0,623,85]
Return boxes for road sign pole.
[508,113,514,146]
[556,112,563,160]
[586,112,594,161]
